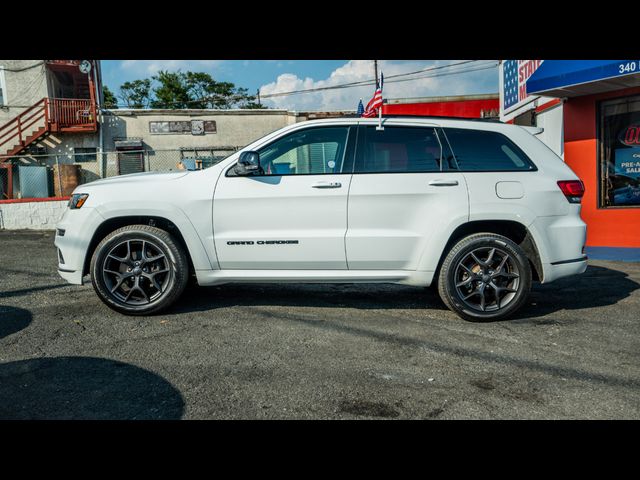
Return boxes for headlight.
[68,193,89,209]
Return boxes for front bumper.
[54,207,105,285]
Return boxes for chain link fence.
[0,147,239,200]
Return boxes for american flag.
[362,72,383,118]
[503,60,519,109]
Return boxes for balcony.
[49,98,97,132]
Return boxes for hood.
[80,170,190,189]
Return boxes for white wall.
[534,103,564,158]
[0,199,67,230]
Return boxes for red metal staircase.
[0,97,96,161]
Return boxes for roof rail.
[377,114,503,123]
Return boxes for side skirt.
[195,269,434,287]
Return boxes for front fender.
[95,201,215,271]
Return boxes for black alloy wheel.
[438,233,532,321]
[90,225,189,315]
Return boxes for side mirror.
[234,151,262,176]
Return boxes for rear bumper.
[528,212,587,283]
[541,257,588,283]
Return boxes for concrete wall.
[0,60,49,125]
[102,109,292,151]
[0,199,67,230]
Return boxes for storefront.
[500,60,640,261]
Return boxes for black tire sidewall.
[91,226,187,315]
[440,234,532,322]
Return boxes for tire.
[90,225,189,315]
[437,233,532,322]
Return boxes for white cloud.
[120,60,223,76]
[259,60,497,111]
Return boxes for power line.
[259,61,497,99]
[109,62,497,108]
[0,62,44,72]
[258,60,480,99]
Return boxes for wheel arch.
[432,220,543,284]
[82,215,204,277]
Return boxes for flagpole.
[376,70,384,131]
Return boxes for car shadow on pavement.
[172,282,450,314]
[514,264,640,320]
[0,356,185,420]
[171,265,639,321]
[0,306,32,339]
[0,283,70,300]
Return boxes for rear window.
[444,128,535,171]
[355,126,443,173]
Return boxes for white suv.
[55,117,587,321]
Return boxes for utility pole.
[256,89,261,106]
[374,60,379,86]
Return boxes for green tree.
[184,71,217,108]
[150,70,191,109]
[117,70,265,110]
[118,79,151,108]
[102,85,118,109]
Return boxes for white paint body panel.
[346,172,468,270]
[55,117,587,289]
[213,173,352,269]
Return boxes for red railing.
[0,98,97,159]
[0,98,48,155]
[49,98,95,128]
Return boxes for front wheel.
[90,225,189,315]
[437,233,532,322]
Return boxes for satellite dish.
[79,60,92,74]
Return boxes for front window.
[255,126,350,175]
[599,95,640,207]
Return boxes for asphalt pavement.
[0,229,639,419]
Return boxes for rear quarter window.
[444,128,536,171]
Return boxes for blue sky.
[101,60,498,110]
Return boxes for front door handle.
[312,182,342,189]
[428,179,459,187]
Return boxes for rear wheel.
[90,225,189,315]
[438,233,532,321]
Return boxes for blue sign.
[527,60,640,96]
[614,148,640,178]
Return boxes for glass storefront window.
[599,95,640,207]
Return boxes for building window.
[74,147,97,163]
[599,95,640,207]
[0,66,6,106]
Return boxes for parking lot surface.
[0,229,639,419]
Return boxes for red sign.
[619,125,640,146]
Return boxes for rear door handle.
[312,182,342,189]
[428,179,459,187]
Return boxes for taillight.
[557,180,585,203]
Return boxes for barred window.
[74,147,97,163]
